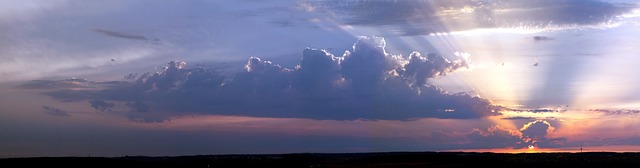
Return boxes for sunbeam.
[2,0,640,157]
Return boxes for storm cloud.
[36,36,500,120]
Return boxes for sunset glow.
[1,0,640,157]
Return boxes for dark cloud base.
[465,120,565,149]
[33,36,501,121]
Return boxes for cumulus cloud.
[465,125,525,149]
[302,0,636,35]
[42,106,71,117]
[463,120,565,149]
[518,120,565,148]
[35,36,499,120]
[403,52,469,86]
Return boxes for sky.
[1,0,640,157]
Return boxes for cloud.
[501,116,536,120]
[1,0,294,83]
[302,0,636,35]
[92,29,161,45]
[36,36,500,120]
[591,109,640,115]
[403,52,469,86]
[518,120,566,148]
[466,125,524,149]
[462,120,566,149]
[501,107,566,113]
[19,78,92,90]
[19,78,129,90]
[126,101,151,113]
[533,36,554,41]
[93,29,151,41]
[89,100,115,112]
[42,106,71,117]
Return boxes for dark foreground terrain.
[3,152,640,168]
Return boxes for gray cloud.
[126,101,151,113]
[501,116,536,120]
[19,78,128,90]
[93,29,147,40]
[89,100,114,112]
[591,109,640,115]
[465,125,525,149]
[303,0,636,35]
[93,29,158,42]
[533,36,554,41]
[36,36,500,120]
[42,106,71,117]
[19,78,92,90]
[403,52,469,86]
[463,120,566,149]
[518,120,566,149]
[501,107,566,113]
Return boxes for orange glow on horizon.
[449,145,640,154]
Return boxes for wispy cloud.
[301,0,637,35]
[42,105,71,117]
[19,78,128,90]
[19,78,92,90]
[591,108,640,115]
[89,100,115,112]
[93,29,153,41]
[501,107,566,113]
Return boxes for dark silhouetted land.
[3,152,640,167]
